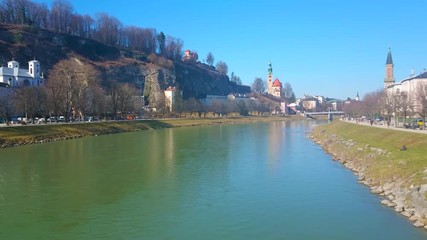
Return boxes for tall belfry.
[267,62,273,94]
[384,48,395,89]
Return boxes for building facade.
[271,78,282,98]
[0,59,44,87]
[164,86,177,111]
[384,49,427,116]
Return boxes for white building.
[384,49,427,115]
[0,59,44,87]
[386,72,427,96]
[164,86,177,111]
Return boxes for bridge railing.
[304,111,344,116]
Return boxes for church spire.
[384,48,395,89]
[268,62,273,74]
[386,48,393,65]
[267,62,273,94]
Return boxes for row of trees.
[0,0,184,60]
[0,58,143,123]
[343,85,427,127]
[170,96,281,117]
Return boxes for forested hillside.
[0,0,250,121]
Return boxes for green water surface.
[0,120,426,239]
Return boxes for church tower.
[384,48,395,89]
[267,62,273,94]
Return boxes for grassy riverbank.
[311,120,427,228]
[0,116,298,148]
[312,120,427,184]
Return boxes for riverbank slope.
[310,120,427,229]
[0,116,297,148]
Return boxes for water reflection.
[0,121,426,239]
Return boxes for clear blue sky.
[35,0,427,100]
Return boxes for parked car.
[47,117,56,122]
[414,118,424,127]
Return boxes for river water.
[0,120,426,239]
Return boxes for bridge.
[303,111,344,120]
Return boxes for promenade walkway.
[341,118,427,135]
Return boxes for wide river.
[0,120,426,239]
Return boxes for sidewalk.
[340,119,427,135]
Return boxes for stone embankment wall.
[310,131,427,230]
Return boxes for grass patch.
[312,120,427,184]
[0,116,294,148]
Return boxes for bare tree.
[93,12,122,46]
[215,61,228,75]
[46,58,100,120]
[378,91,395,123]
[13,86,46,121]
[157,31,166,56]
[27,1,49,28]
[251,77,265,93]
[120,26,157,53]
[78,84,106,119]
[362,89,383,119]
[107,81,137,119]
[164,35,183,60]
[50,0,73,33]
[116,83,136,118]
[282,82,296,103]
[395,92,414,127]
[343,100,364,118]
[0,87,14,124]
[230,72,242,85]
[412,83,427,129]
[206,52,214,66]
[71,62,100,120]
[0,0,31,24]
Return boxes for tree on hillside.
[157,31,166,56]
[50,0,73,33]
[93,12,122,46]
[164,35,183,60]
[216,61,228,75]
[251,77,265,93]
[230,72,242,85]
[282,82,296,103]
[206,52,214,66]
[0,0,31,25]
[120,26,153,52]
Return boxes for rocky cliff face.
[0,23,250,103]
[175,61,250,99]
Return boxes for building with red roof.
[271,78,282,98]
